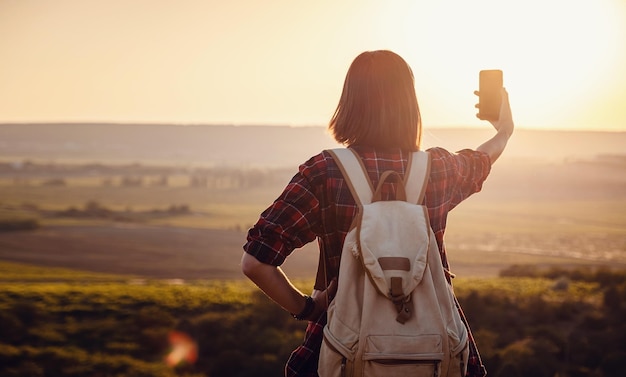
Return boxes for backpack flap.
[358,171,432,323]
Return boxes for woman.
[241,50,513,377]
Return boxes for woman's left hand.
[308,278,338,321]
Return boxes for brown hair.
[328,50,422,151]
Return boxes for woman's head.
[329,50,421,151]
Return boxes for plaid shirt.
[244,146,491,377]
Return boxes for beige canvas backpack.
[318,148,469,377]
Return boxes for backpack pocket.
[362,334,444,377]
[447,325,469,377]
[448,333,469,377]
[447,340,469,377]
[318,321,358,377]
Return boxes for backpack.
[317,148,469,377]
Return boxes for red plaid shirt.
[244,146,491,377]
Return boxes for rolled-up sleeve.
[427,147,491,212]
[449,148,491,206]
[243,155,325,266]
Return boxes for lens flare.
[165,331,198,367]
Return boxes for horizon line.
[0,121,623,133]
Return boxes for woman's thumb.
[327,278,338,298]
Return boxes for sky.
[1,0,625,131]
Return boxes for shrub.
[0,217,40,232]
[121,176,143,187]
[40,178,66,187]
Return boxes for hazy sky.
[1,0,625,130]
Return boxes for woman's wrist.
[291,295,315,320]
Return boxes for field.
[0,125,625,376]
[1,259,624,377]
[1,150,625,279]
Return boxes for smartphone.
[478,70,503,121]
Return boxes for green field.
[1,260,624,377]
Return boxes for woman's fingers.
[326,278,338,303]
[308,278,339,321]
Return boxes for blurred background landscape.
[1,123,624,377]
[0,123,625,279]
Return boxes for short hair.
[328,50,422,151]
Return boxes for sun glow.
[0,0,624,130]
[379,0,626,130]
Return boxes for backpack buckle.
[390,277,412,324]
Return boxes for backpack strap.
[328,148,431,205]
[315,148,372,292]
[327,148,374,206]
[404,151,431,204]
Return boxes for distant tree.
[78,200,113,219]
[121,176,143,187]
[167,205,190,215]
[0,218,40,232]
[189,175,207,187]
[40,178,66,187]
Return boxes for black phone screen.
[478,70,503,121]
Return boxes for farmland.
[0,150,624,279]
[0,125,625,376]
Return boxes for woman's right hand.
[475,88,514,137]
